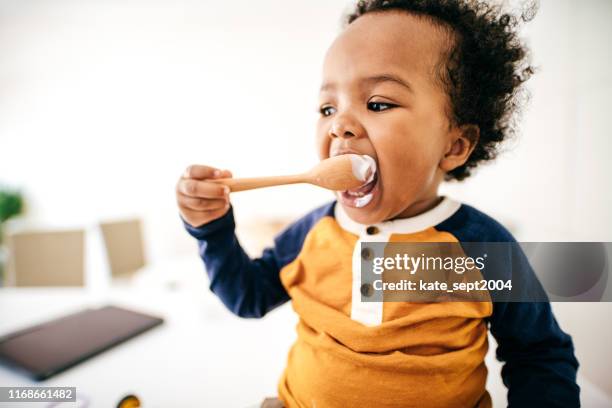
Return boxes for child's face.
[317,11,465,224]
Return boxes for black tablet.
[0,305,164,380]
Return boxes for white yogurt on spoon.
[349,154,377,184]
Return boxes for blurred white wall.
[1,0,611,397]
[0,0,352,262]
[1,0,611,250]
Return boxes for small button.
[360,283,374,297]
[366,226,379,235]
[361,247,373,260]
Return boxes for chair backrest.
[99,219,146,277]
[7,229,85,286]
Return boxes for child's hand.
[176,165,232,227]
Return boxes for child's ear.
[439,124,480,173]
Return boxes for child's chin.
[338,194,385,225]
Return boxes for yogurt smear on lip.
[354,190,374,208]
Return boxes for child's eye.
[367,101,396,112]
[319,106,336,117]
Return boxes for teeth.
[346,190,365,197]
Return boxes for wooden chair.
[99,219,146,277]
[6,229,85,286]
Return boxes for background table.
[0,258,609,407]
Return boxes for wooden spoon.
[213,154,376,193]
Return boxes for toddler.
[176,1,579,406]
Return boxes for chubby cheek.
[378,139,440,207]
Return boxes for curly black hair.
[346,0,536,180]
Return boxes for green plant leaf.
[0,189,24,223]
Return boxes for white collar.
[334,196,461,236]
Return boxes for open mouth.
[338,154,379,208]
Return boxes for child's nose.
[329,113,363,140]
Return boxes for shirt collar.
[334,196,461,236]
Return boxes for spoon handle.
[213,174,308,192]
